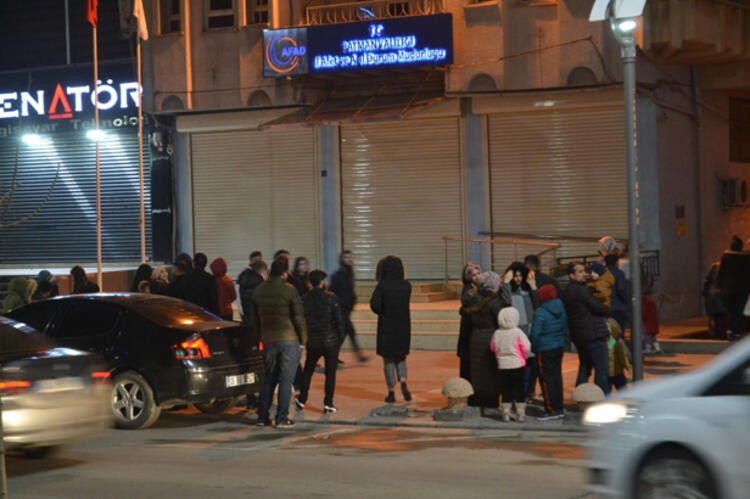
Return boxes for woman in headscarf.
[458,262,481,389]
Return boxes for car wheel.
[111,371,161,430]
[194,397,236,414]
[634,447,718,499]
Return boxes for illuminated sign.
[263,14,453,77]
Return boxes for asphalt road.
[5,410,596,499]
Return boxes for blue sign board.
[263,14,453,77]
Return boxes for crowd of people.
[458,236,658,422]
[704,235,750,341]
[2,266,97,313]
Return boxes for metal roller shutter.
[341,117,464,280]
[191,128,319,280]
[488,106,626,261]
[0,131,151,263]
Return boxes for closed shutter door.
[488,106,626,260]
[192,128,318,280]
[0,131,151,263]
[341,117,463,280]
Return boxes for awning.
[259,92,448,129]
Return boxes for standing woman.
[210,257,237,321]
[288,256,312,297]
[370,255,412,403]
[458,262,481,384]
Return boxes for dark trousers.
[537,348,564,414]
[574,339,610,395]
[725,294,748,335]
[608,373,628,392]
[499,367,526,404]
[524,358,540,398]
[343,312,363,356]
[257,341,302,424]
[298,346,340,407]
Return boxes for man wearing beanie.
[530,284,568,420]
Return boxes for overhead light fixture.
[21,134,49,146]
[86,129,107,141]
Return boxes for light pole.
[591,0,646,381]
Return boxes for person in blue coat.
[530,284,568,421]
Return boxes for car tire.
[634,447,718,499]
[194,397,236,414]
[111,371,161,430]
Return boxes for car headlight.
[583,401,638,425]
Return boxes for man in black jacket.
[296,270,346,414]
[561,262,610,394]
[186,252,220,315]
[329,250,368,363]
[238,257,267,320]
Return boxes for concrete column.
[172,132,194,257]
[319,126,340,274]
[462,99,491,269]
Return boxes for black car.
[0,316,112,456]
[7,293,265,430]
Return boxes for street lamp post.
[591,0,646,381]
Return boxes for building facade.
[142,0,750,321]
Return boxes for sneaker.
[643,344,654,355]
[385,391,395,403]
[256,419,270,427]
[400,383,412,402]
[275,419,296,429]
[359,355,370,364]
[555,411,565,420]
[337,358,345,365]
[653,341,662,354]
[294,398,305,411]
[517,414,526,423]
[324,405,337,414]
[501,413,511,423]
[537,412,559,422]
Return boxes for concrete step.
[353,319,461,333]
[344,332,458,351]
[411,290,456,303]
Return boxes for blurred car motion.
[584,337,750,499]
[0,316,112,458]
[7,293,264,430]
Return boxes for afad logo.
[265,34,307,74]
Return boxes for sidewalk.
[279,348,717,432]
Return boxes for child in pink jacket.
[491,307,532,422]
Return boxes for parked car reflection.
[7,293,265,429]
[0,316,112,458]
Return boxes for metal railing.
[441,235,560,282]
[306,0,443,25]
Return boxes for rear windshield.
[0,322,55,362]
[134,299,221,327]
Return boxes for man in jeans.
[249,258,308,428]
[561,262,611,394]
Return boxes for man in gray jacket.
[250,258,308,428]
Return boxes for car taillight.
[173,337,211,360]
[0,380,32,396]
[91,371,111,384]
[258,341,264,352]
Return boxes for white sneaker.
[324,405,337,414]
[643,344,654,355]
[653,341,662,353]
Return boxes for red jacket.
[210,258,237,318]
[642,295,659,336]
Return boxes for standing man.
[717,236,750,340]
[249,258,308,428]
[238,254,267,320]
[186,253,219,315]
[329,250,368,364]
[561,262,611,394]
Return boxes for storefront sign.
[263,14,453,77]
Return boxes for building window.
[245,0,268,26]
[730,98,750,163]
[207,0,235,29]
[161,0,181,34]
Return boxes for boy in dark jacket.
[530,284,568,420]
[296,270,346,414]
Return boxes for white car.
[583,337,750,499]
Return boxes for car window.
[704,360,750,397]
[6,301,60,334]
[0,323,55,362]
[56,303,121,339]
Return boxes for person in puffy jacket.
[3,277,36,313]
[296,270,346,414]
[210,257,237,320]
[530,284,568,420]
[490,307,531,423]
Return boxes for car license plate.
[225,373,256,388]
[35,377,86,393]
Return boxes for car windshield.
[134,299,221,327]
[0,321,55,362]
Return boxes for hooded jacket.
[530,298,568,353]
[210,258,237,319]
[370,256,412,358]
[3,277,36,313]
[490,307,531,370]
[303,287,346,349]
[249,276,308,345]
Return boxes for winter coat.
[370,269,411,358]
[238,268,264,317]
[607,265,630,314]
[561,280,610,345]
[166,275,188,300]
[457,284,474,358]
[490,307,531,370]
[642,295,659,337]
[717,251,750,296]
[329,265,356,313]
[303,288,346,349]
[509,285,537,335]
[588,268,615,308]
[73,279,99,294]
[249,276,308,346]
[185,268,219,314]
[3,277,36,313]
[529,298,568,353]
[288,272,311,298]
[608,336,631,377]
[210,258,237,319]
[534,271,560,294]
[703,262,726,315]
